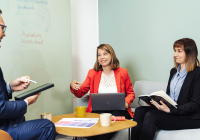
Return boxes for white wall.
[70,0,99,111]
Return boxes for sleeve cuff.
[70,85,75,94]
[24,99,28,106]
[6,82,13,94]
[125,98,131,106]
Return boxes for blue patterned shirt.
[169,65,187,103]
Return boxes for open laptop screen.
[91,93,126,111]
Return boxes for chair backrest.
[0,130,13,140]
[131,81,167,108]
[77,93,90,107]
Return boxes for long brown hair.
[173,38,199,72]
[93,44,119,71]
[0,9,2,14]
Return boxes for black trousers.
[131,106,200,140]
[86,110,131,140]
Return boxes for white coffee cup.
[100,113,116,127]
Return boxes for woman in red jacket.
[70,44,135,140]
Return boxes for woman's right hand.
[70,80,82,90]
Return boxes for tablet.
[14,83,54,100]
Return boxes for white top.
[98,73,118,93]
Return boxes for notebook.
[91,93,126,111]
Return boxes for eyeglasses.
[0,24,7,33]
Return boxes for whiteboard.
[0,0,72,120]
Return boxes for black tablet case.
[15,83,54,100]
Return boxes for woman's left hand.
[125,101,129,108]
[150,99,170,113]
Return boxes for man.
[0,9,56,140]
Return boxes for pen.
[21,77,37,83]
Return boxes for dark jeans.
[86,110,131,140]
[131,106,200,140]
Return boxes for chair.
[0,130,13,140]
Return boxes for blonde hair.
[173,38,199,72]
[93,44,119,71]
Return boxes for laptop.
[91,93,126,111]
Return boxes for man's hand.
[10,76,31,92]
[150,99,170,113]
[25,93,41,106]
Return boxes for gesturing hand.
[10,76,31,92]
[70,80,82,90]
[150,99,170,113]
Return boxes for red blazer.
[70,67,135,118]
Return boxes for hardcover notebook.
[15,83,54,100]
[138,90,177,108]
